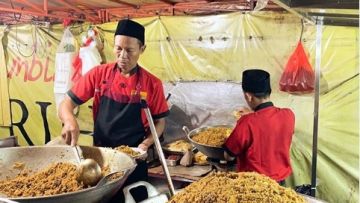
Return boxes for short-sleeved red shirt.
[224,102,295,181]
[68,63,169,128]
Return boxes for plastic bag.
[56,27,76,53]
[279,41,315,94]
[254,0,269,11]
[79,45,102,75]
[54,27,77,112]
[71,27,102,81]
[72,53,82,82]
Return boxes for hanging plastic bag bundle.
[53,27,77,112]
[279,41,315,94]
[72,27,102,82]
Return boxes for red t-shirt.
[68,63,169,128]
[224,102,295,181]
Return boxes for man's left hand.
[138,143,149,151]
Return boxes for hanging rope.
[299,18,304,42]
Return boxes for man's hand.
[59,95,80,146]
[233,106,253,119]
[138,143,149,151]
[61,118,80,146]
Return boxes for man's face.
[113,35,145,74]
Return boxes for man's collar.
[128,65,139,76]
[254,101,273,111]
[114,64,139,76]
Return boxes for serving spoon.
[46,137,102,186]
[74,146,102,186]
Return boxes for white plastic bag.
[77,28,102,75]
[54,27,76,112]
[79,45,101,75]
[254,0,269,11]
[56,27,76,53]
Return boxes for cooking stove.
[206,158,236,172]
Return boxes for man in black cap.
[59,19,169,202]
[223,69,295,185]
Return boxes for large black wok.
[0,146,136,203]
[183,125,233,161]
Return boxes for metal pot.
[183,125,233,161]
[0,146,137,203]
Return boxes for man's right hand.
[59,95,80,146]
[61,118,80,146]
[233,106,253,119]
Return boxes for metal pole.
[141,99,176,197]
[311,16,323,197]
[43,0,48,15]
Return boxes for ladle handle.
[141,99,176,197]
[74,145,84,163]
[182,126,190,135]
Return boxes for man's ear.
[244,92,252,102]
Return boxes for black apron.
[93,67,145,148]
[93,67,148,203]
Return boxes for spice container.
[166,155,181,166]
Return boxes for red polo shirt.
[224,102,295,181]
[68,63,169,128]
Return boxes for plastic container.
[124,181,168,203]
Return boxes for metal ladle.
[74,146,102,186]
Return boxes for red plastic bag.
[279,41,314,94]
[72,53,82,82]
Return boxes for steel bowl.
[0,146,137,203]
[184,125,233,161]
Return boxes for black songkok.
[115,19,145,44]
[242,69,271,94]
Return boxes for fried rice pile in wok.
[168,172,307,203]
[0,162,84,198]
[192,127,232,147]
